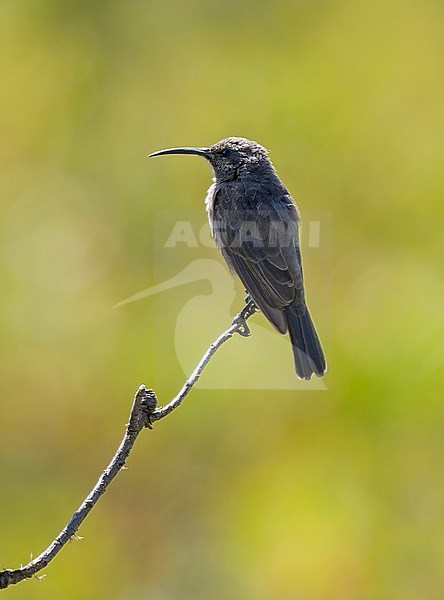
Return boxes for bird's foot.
[234,317,251,337]
[244,293,259,312]
[242,296,258,318]
[233,297,258,337]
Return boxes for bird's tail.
[284,303,326,380]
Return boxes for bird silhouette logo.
[115,256,327,390]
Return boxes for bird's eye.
[221,148,232,157]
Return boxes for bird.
[149,137,326,380]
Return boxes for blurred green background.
[1,1,443,598]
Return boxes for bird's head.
[149,137,270,180]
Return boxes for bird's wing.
[212,180,305,333]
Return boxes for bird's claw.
[235,317,251,337]
[241,297,258,319]
[233,297,258,336]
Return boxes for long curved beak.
[149,146,210,158]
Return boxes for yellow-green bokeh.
[1,1,443,598]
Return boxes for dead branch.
[0,299,257,590]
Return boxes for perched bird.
[149,137,326,380]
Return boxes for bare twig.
[151,297,257,422]
[0,299,257,590]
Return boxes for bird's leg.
[232,295,258,337]
[242,295,258,318]
[244,293,260,312]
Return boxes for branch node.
[140,388,158,429]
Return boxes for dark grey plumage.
[149,137,326,380]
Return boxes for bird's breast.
[205,181,217,235]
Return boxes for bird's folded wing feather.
[212,182,305,332]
